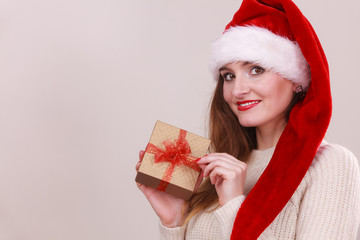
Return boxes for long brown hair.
[185,76,256,221]
[185,75,304,222]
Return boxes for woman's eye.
[250,66,265,75]
[222,73,235,81]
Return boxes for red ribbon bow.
[145,129,201,191]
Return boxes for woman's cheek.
[223,86,232,104]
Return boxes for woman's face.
[221,61,295,131]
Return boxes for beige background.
[0,0,359,239]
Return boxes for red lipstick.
[237,100,261,111]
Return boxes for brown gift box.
[135,120,211,200]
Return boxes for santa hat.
[209,0,332,239]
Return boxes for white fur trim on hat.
[209,26,310,90]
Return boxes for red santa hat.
[209,0,332,239]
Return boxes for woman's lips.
[236,100,261,111]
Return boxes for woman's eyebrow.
[219,67,230,71]
[219,61,252,72]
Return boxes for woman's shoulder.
[308,140,359,178]
[315,140,357,162]
[296,140,360,201]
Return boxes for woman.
[136,0,360,239]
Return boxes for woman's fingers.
[139,150,145,161]
[202,160,235,177]
[209,167,233,184]
[136,150,145,171]
[202,152,238,161]
[197,153,247,206]
[136,182,145,192]
[135,161,141,171]
[197,153,246,167]
[197,153,246,178]
[208,165,240,184]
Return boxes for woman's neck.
[255,118,287,150]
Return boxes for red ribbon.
[145,129,201,191]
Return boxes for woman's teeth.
[239,101,260,106]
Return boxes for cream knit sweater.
[159,142,360,239]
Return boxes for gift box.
[135,120,211,200]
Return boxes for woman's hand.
[197,153,247,206]
[136,150,202,228]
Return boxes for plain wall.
[0,0,359,239]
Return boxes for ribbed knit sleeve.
[295,143,360,239]
[159,222,186,240]
[214,195,246,238]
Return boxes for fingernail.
[196,158,201,162]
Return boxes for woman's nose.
[232,77,250,97]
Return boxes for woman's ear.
[294,84,303,93]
